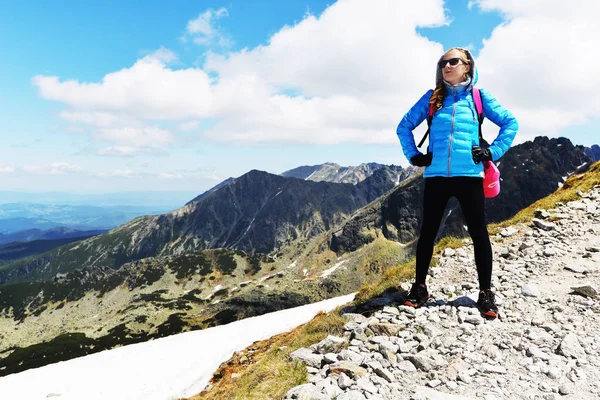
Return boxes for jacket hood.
[436,48,479,89]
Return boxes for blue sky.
[0,0,598,195]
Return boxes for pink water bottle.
[483,161,500,198]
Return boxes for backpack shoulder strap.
[472,87,484,141]
[417,96,435,148]
[472,87,483,123]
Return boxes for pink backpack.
[418,88,501,198]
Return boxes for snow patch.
[243,218,255,235]
[320,260,346,278]
[305,170,317,180]
[0,292,355,400]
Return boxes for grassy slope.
[186,161,600,400]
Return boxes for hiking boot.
[404,283,429,307]
[477,289,498,319]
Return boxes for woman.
[396,47,518,319]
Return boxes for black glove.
[472,146,492,164]
[410,151,433,167]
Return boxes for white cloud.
[96,170,187,180]
[97,169,138,178]
[24,162,83,175]
[157,172,184,179]
[33,55,213,120]
[0,165,14,173]
[147,47,178,64]
[32,1,448,148]
[97,146,140,156]
[184,8,232,47]
[179,121,200,131]
[31,0,598,152]
[178,167,222,181]
[94,126,173,148]
[59,110,122,128]
[472,0,600,141]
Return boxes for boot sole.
[480,309,498,319]
[404,299,428,308]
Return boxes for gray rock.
[559,384,573,395]
[396,360,417,372]
[368,322,403,336]
[527,346,552,361]
[501,226,518,237]
[571,285,598,298]
[323,353,338,364]
[338,349,364,364]
[328,361,368,378]
[382,306,400,316]
[312,335,347,354]
[535,209,551,219]
[336,391,367,400]
[427,379,442,388]
[284,383,328,400]
[557,333,587,360]
[521,283,541,297]
[547,367,562,379]
[378,342,398,363]
[532,218,557,231]
[356,376,378,394]
[373,366,395,383]
[342,313,369,324]
[564,265,588,274]
[413,385,476,399]
[461,314,484,325]
[315,377,343,398]
[481,363,507,374]
[444,248,456,257]
[337,372,353,390]
[290,348,324,368]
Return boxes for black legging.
[416,176,493,289]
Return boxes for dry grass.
[489,160,600,233]
[187,310,347,400]
[353,259,414,304]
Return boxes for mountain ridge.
[0,166,405,284]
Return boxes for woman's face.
[440,50,470,85]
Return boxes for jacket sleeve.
[480,89,518,161]
[396,90,433,163]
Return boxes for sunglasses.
[438,58,465,68]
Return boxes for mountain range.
[0,227,106,245]
[0,136,597,377]
[585,144,600,162]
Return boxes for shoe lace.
[480,289,495,305]
[410,284,428,299]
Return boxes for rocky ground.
[284,186,600,400]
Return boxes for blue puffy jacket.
[397,66,518,178]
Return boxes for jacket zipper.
[448,89,457,176]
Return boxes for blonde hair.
[430,48,471,112]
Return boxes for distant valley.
[0,203,176,234]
